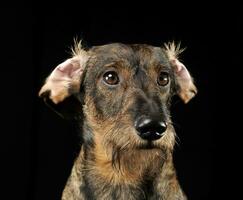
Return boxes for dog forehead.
[130,44,169,67]
[89,43,134,60]
[88,43,168,67]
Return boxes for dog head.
[39,41,197,151]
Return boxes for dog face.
[39,42,197,151]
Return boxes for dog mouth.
[137,140,161,149]
[144,141,155,149]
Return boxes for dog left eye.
[157,72,169,86]
[103,71,120,85]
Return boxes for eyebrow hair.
[103,62,117,68]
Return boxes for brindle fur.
[40,42,197,200]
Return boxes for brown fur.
[40,42,196,200]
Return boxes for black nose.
[135,116,167,140]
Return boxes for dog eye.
[103,71,119,85]
[157,72,169,86]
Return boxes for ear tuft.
[163,41,186,61]
[71,39,86,57]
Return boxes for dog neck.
[62,142,180,200]
[89,143,167,183]
[77,133,170,199]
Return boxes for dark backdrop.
[2,4,241,200]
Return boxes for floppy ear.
[39,42,89,104]
[164,42,197,103]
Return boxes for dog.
[39,41,197,200]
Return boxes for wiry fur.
[163,41,186,61]
[71,39,86,57]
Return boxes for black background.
[2,3,241,200]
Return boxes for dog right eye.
[103,71,120,85]
[157,71,169,86]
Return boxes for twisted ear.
[164,42,197,103]
[39,41,89,104]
